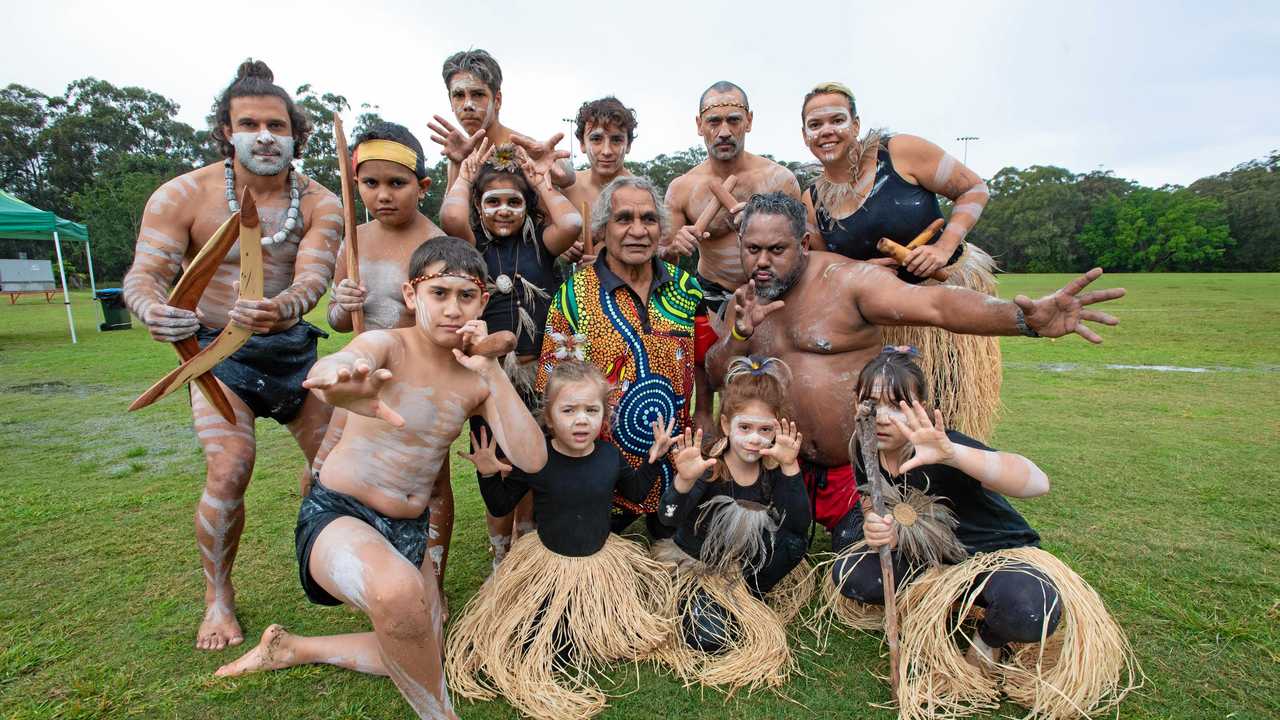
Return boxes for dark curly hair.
[210,59,312,160]
[573,96,638,146]
[353,121,428,180]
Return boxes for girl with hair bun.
[653,355,813,690]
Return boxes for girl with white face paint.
[653,356,812,690]
[798,81,1004,445]
[439,138,584,566]
[449,360,679,719]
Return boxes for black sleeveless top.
[475,224,561,356]
[809,137,958,284]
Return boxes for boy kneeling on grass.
[215,237,547,720]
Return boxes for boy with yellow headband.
[318,122,459,602]
[216,237,547,720]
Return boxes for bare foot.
[215,624,295,677]
[196,600,243,651]
[964,640,999,673]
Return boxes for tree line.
[1,77,1275,282]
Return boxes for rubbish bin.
[94,288,132,331]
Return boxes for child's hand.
[647,414,678,464]
[458,138,494,183]
[864,511,897,549]
[672,428,716,484]
[333,278,367,313]
[303,358,404,427]
[759,418,802,469]
[894,400,955,473]
[457,427,513,476]
[451,320,501,374]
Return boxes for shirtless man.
[428,48,573,192]
[215,236,547,720]
[561,96,637,264]
[706,192,1125,537]
[663,81,802,430]
[122,60,342,652]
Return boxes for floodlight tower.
[956,136,980,165]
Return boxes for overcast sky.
[6,1,1278,187]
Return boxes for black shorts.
[694,274,733,317]
[195,320,327,424]
[295,480,430,606]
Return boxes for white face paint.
[232,130,293,176]
[803,104,854,162]
[727,413,778,463]
[479,188,526,237]
[548,380,606,457]
[869,379,913,452]
[449,75,495,132]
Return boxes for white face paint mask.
[480,189,526,236]
[232,129,294,176]
[803,108,852,160]
[728,414,777,462]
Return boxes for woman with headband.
[441,137,582,566]
[799,83,1002,441]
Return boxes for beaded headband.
[409,271,486,293]
[699,100,749,115]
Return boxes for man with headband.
[663,81,802,433]
[429,48,574,192]
[705,192,1125,546]
[122,59,343,652]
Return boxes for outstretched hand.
[1017,267,1125,344]
[302,358,404,427]
[458,138,495,184]
[647,414,678,464]
[671,427,716,486]
[894,401,955,473]
[428,115,486,164]
[457,427,513,476]
[759,418,802,470]
[729,279,785,339]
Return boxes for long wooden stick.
[580,201,593,257]
[856,400,901,698]
[333,112,364,334]
[692,175,739,235]
[130,189,265,414]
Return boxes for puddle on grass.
[1104,364,1209,373]
[6,381,73,394]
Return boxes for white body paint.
[232,131,294,176]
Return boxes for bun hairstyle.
[211,58,312,160]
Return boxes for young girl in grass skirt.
[819,347,1138,719]
[446,360,676,720]
[653,356,814,691]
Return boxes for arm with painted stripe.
[890,134,990,278]
[268,181,343,323]
[123,175,197,342]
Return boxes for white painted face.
[547,379,606,456]
[868,378,912,452]
[232,129,294,176]
[721,399,778,464]
[449,72,497,135]
[801,94,857,166]
[478,187,526,237]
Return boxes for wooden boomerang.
[334,112,364,334]
[877,238,951,282]
[692,175,739,235]
[130,188,264,415]
[156,212,241,422]
[905,218,945,250]
[855,400,901,697]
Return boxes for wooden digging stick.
[904,218,946,250]
[580,201,593,258]
[333,112,364,334]
[130,188,265,413]
[691,175,739,236]
[856,400,901,698]
[165,212,240,423]
[877,238,951,282]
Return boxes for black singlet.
[809,136,959,284]
[475,223,561,356]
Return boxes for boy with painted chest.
[216,236,546,720]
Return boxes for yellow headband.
[354,139,419,175]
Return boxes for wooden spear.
[333,112,364,334]
[855,399,901,698]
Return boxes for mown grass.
[1,273,1277,719]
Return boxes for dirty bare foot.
[215,624,295,677]
[196,598,243,651]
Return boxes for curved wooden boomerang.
[130,188,264,417]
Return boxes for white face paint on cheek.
[729,414,777,459]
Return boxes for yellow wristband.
[730,323,749,342]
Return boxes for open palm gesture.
[671,428,716,488]
[729,279,786,339]
[1017,267,1125,343]
[457,426,513,476]
[648,414,678,464]
[759,418,802,469]
[303,358,404,427]
[429,115,486,164]
[894,400,955,473]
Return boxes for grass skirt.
[882,243,1002,441]
[445,532,674,720]
[650,539,812,692]
[895,547,1141,719]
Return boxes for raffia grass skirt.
[882,243,1002,441]
[445,532,675,720]
[650,539,813,692]
[816,543,1140,719]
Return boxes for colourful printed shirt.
[537,253,702,513]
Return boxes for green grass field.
[2,273,1277,719]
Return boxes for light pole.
[562,116,576,166]
[956,136,980,165]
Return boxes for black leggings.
[830,509,1062,648]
